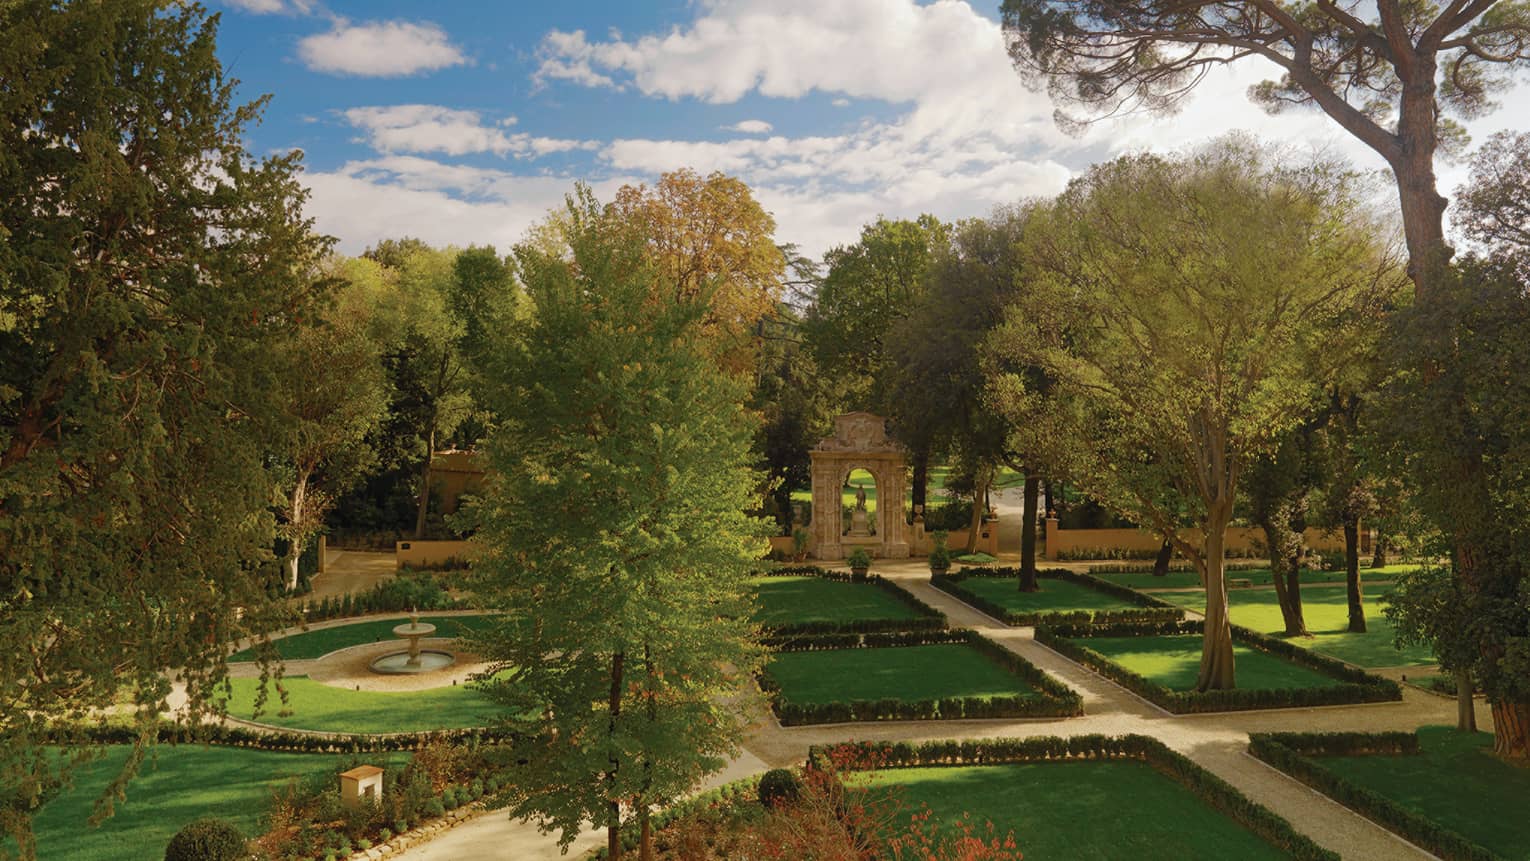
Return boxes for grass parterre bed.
[933,567,1182,626]
[753,567,944,634]
[1036,620,1401,713]
[229,613,499,662]
[1157,585,1435,668]
[19,745,389,861]
[1251,728,1530,861]
[223,675,499,733]
[820,737,1337,861]
[1087,565,1407,591]
[761,630,1080,725]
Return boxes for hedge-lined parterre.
[931,566,1184,626]
[754,565,947,634]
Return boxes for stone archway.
[809,412,909,560]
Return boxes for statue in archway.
[808,412,909,560]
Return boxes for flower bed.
[1035,620,1401,713]
[931,567,1184,626]
[759,629,1081,725]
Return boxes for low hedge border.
[931,567,1185,627]
[808,735,1337,861]
[45,720,518,753]
[1087,560,1270,575]
[1034,620,1402,714]
[759,628,1082,726]
[758,565,947,635]
[587,775,762,859]
[1248,732,1500,861]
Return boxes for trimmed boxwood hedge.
[931,566,1185,627]
[1248,732,1501,861]
[808,735,1338,861]
[1034,620,1402,713]
[759,565,947,635]
[46,719,519,753]
[759,628,1082,726]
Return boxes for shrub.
[846,548,871,571]
[426,798,446,818]
[928,544,951,572]
[164,818,246,861]
[792,527,810,560]
[758,768,801,808]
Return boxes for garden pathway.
[394,558,1473,860]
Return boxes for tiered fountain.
[368,609,456,674]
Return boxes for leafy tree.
[1455,130,1530,271]
[1385,564,1484,731]
[804,215,950,507]
[992,141,1399,690]
[0,1,327,853]
[270,271,391,591]
[1245,424,1325,636]
[609,168,785,370]
[1000,0,1530,293]
[750,305,832,535]
[462,188,767,859]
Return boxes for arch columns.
[808,413,909,560]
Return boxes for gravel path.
[384,557,1470,860]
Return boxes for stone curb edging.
[343,801,493,861]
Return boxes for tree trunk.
[911,447,928,519]
[413,422,436,540]
[285,471,311,592]
[1262,518,1308,636]
[1152,538,1172,578]
[964,468,990,555]
[1371,533,1388,569]
[639,811,652,861]
[1018,473,1040,592]
[606,650,625,860]
[1197,516,1237,691]
[1456,669,1477,733]
[1390,75,1452,299]
[1491,701,1530,757]
[1043,480,1054,519]
[1344,516,1366,633]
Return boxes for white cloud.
[299,20,467,77]
[223,0,311,13]
[726,119,774,134]
[341,104,596,158]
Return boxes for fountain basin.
[369,649,456,674]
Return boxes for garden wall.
[1043,519,1360,560]
[395,539,478,569]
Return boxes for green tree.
[1386,564,1484,731]
[992,142,1400,690]
[462,189,767,859]
[0,1,328,853]
[270,271,391,591]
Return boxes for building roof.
[340,765,385,780]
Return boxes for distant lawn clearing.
[1318,727,1530,860]
[24,745,381,861]
[1081,634,1344,691]
[223,675,499,733]
[230,614,499,662]
[957,577,1145,615]
[1092,564,1419,591]
[1158,585,1434,668]
[769,643,1033,706]
[753,575,922,628]
[856,760,1290,861]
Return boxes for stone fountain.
[368,609,456,674]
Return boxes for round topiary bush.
[757,768,801,809]
[164,818,246,861]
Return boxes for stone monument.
[808,412,909,560]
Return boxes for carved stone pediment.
[814,412,900,453]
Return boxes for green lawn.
[955,577,1145,615]
[223,675,500,733]
[1158,585,1434,668]
[1319,727,1530,860]
[768,644,1035,706]
[22,745,387,861]
[753,576,921,627]
[855,761,1289,860]
[1094,564,1419,591]
[230,614,499,662]
[1080,635,1345,691]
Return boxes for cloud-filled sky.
[216,0,1529,258]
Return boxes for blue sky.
[215,0,1530,258]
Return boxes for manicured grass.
[856,761,1289,860]
[1094,563,1419,591]
[1157,585,1434,668]
[230,614,499,662]
[753,576,921,627]
[223,675,499,733]
[23,745,385,861]
[1081,634,1345,691]
[955,577,1146,615]
[768,644,1034,706]
[1317,727,1530,860]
